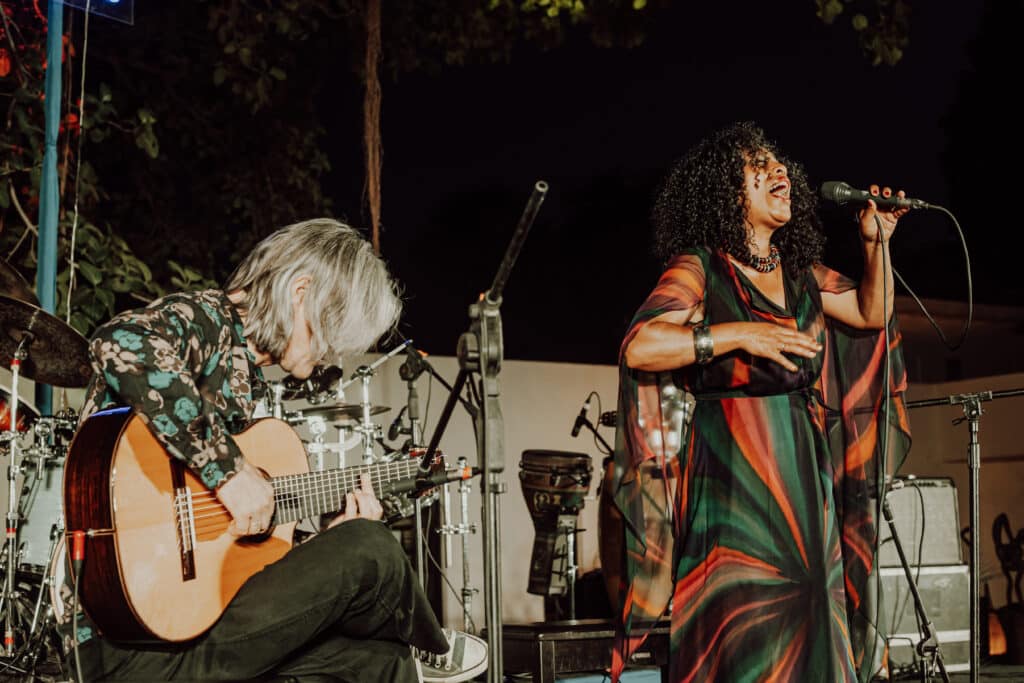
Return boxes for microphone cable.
[892,205,973,352]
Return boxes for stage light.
[61,0,134,25]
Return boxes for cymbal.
[293,403,390,423]
[0,261,40,307]
[0,296,92,388]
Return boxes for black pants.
[70,519,448,682]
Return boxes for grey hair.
[224,218,402,364]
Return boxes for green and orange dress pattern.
[609,247,911,682]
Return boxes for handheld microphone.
[819,181,933,211]
[387,406,408,441]
[570,399,591,438]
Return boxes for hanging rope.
[65,1,90,329]
[362,0,382,254]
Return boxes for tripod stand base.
[0,569,66,680]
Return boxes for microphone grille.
[819,180,856,205]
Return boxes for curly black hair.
[651,121,825,275]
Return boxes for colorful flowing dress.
[608,247,911,682]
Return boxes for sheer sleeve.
[814,261,913,653]
[608,249,706,680]
[87,300,245,489]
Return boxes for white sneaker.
[414,628,488,683]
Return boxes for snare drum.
[519,450,592,596]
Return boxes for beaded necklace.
[747,244,781,273]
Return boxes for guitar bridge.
[171,462,197,582]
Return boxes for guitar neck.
[271,458,424,523]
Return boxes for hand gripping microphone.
[819,181,933,211]
[570,398,591,438]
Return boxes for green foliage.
[50,221,216,335]
[0,1,211,338]
[2,0,911,341]
[815,0,911,66]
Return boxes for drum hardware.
[270,381,286,419]
[0,295,89,660]
[279,365,344,405]
[438,456,479,633]
[4,331,35,657]
[257,365,346,422]
[300,414,332,472]
[337,340,410,465]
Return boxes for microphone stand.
[574,415,613,455]
[881,481,949,682]
[399,350,433,586]
[906,387,1024,683]
[418,180,548,682]
[571,413,614,497]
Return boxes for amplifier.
[879,564,970,673]
[879,476,962,567]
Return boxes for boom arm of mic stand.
[420,358,477,417]
[419,369,470,474]
[486,181,548,305]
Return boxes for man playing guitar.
[60,219,486,682]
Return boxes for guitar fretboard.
[271,458,426,523]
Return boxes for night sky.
[82,1,1016,367]
[306,1,1014,366]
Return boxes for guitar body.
[63,408,306,643]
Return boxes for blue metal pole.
[34,0,64,415]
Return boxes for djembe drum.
[519,450,592,598]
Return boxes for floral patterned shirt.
[62,290,263,647]
[80,289,262,489]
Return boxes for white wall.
[337,354,619,628]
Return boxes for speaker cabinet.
[879,476,962,568]
[879,564,970,673]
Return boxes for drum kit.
[0,262,91,678]
[256,339,433,525]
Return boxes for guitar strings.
[178,460,430,531]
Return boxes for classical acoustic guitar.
[63,406,452,643]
